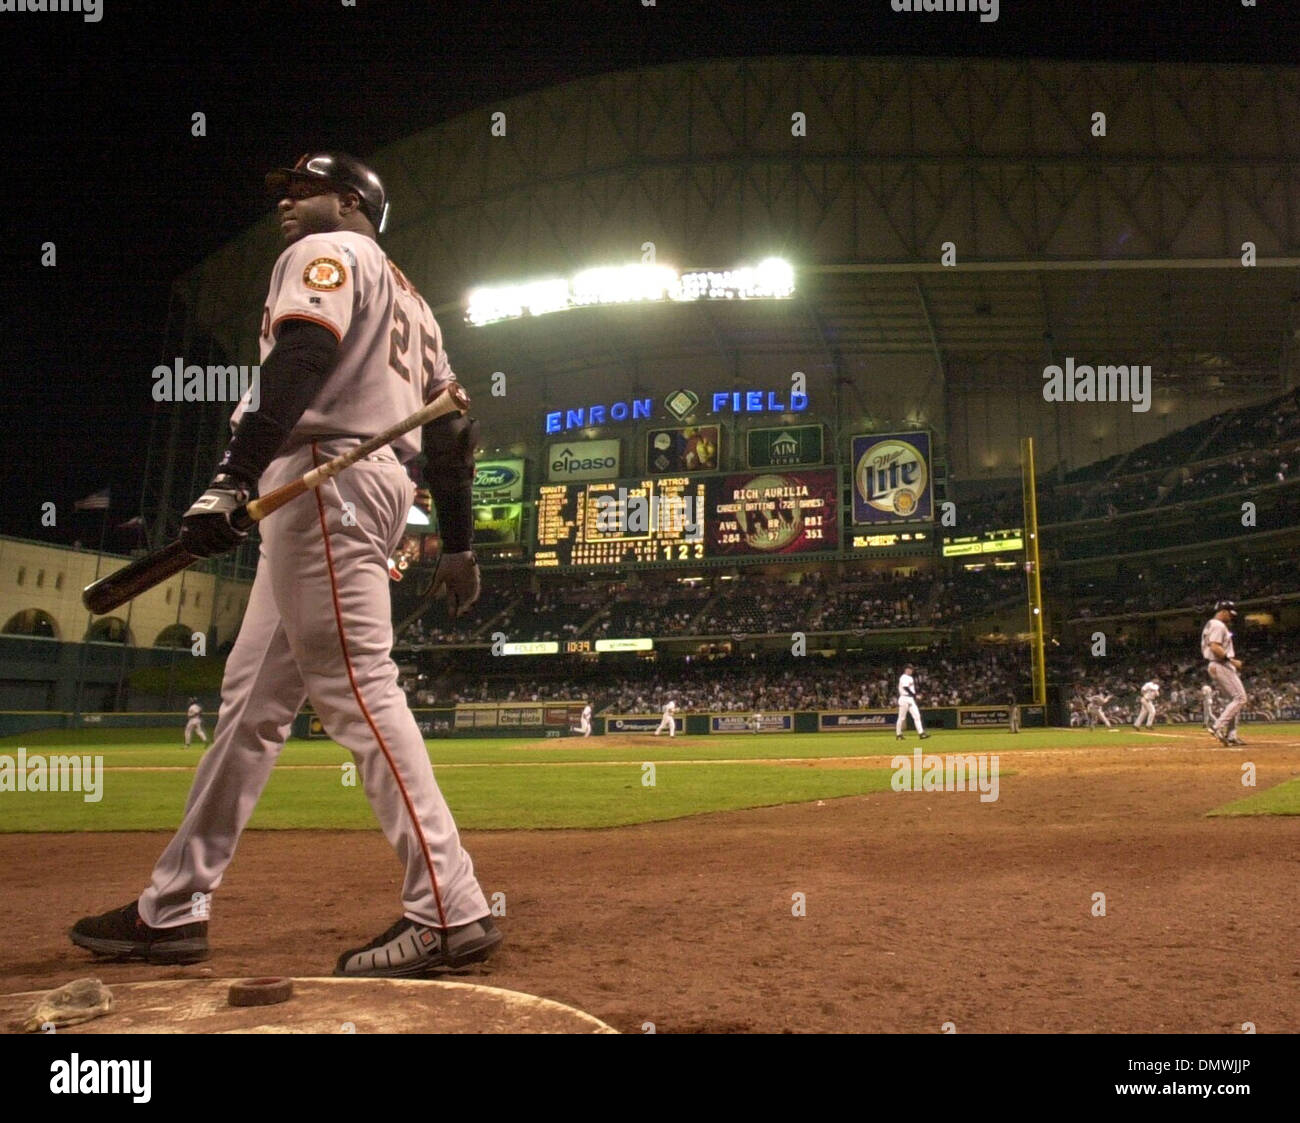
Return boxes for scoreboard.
[941,528,1024,557]
[706,470,837,557]
[535,477,708,567]
[534,469,838,567]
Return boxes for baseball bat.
[82,382,471,615]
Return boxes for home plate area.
[2,977,616,1034]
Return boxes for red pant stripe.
[311,446,448,928]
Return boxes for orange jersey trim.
[271,312,343,342]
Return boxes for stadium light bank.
[464,258,795,326]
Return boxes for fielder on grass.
[654,699,678,737]
[183,698,208,748]
[895,664,930,740]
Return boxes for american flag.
[74,488,111,511]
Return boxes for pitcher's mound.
[3,977,616,1034]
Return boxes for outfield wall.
[294,703,1048,738]
[0,703,1051,739]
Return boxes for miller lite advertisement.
[851,432,933,524]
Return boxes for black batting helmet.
[266,151,389,233]
[1215,600,1237,617]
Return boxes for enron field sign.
[851,432,932,524]
[746,424,824,468]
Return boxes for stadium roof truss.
[154,56,1300,536]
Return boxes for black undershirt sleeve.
[218,318,339,487]
[422,412,478,553]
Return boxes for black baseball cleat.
[335,915,502,978]
[895,734,903,740]
[919,733,931,739]
[70,901,209,965]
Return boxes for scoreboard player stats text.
[534,478,708,567]
[534,469,838,567]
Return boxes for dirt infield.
[3,736,1298,1033]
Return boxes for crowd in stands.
[394,554,1297,646]
[489,586,609,643]
[592,582,713,637]
[400,632,1299,729]
[395,565,1028,645]
[689,571,932,634]
[930,566,1024,624]
[396,583,516,645]
[958,389,1300,531]
[403,648,1026,712]
[1063,634,1300,727]
[1064,554,1297,619]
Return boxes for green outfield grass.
[0,723,1176,766]
[1,724,1293,831]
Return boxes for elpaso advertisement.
[547,439,621,482]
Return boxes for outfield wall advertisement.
[604,715,664,733]
[710,713,794,733]
[819,711,894,730]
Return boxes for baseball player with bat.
[1203,600,1247,747]
[71,152,501,976]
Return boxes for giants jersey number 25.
[241,230,455,465]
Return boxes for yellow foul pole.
[1020,437,1047,706]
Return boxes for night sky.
[4,0,1295,546]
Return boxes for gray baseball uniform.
[1202,617,1246,736]
[1134,681,1158,728]
[1086,691,1112,728]
[183,702,207,747]
[140,231,488,932]
[1200,684,1217,728]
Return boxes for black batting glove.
[180,472,253,558]
[429,550,481,618]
